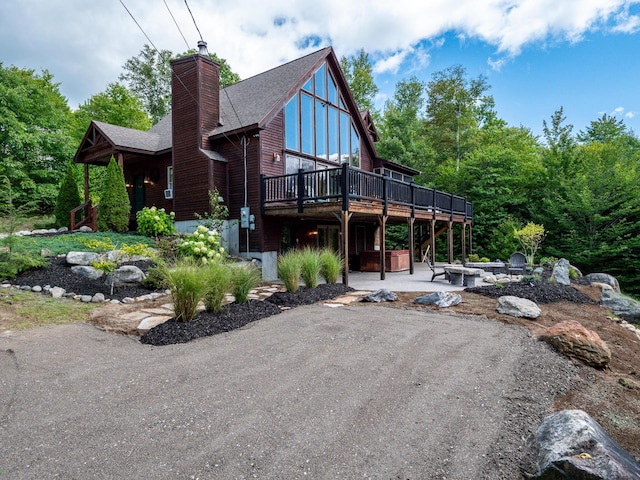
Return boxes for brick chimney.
[170,41,220,219]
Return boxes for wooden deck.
[261,164,473,286]
[260,163,472,223]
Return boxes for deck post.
[408,217,415,275]
[341,163,350,212]
[430,220,436,264]
[297,169,304,213]
[379,215,387,280]
[340,210,351,286]
[447,221,454,264]
[462,223,467,266]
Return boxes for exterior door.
[133,175,145,214]
[318,225,339,251]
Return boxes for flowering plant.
[136,206,176,237]
[177,225,226,263]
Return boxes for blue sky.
[1,0,639,139]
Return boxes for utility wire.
[184,0,204,41]
[164,0,190,50]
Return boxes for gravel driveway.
[0,304,575,479]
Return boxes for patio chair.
[423,246,447,282]
[508,252,527,276]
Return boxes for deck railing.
[260,163,472,220]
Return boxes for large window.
[284,63,360,166]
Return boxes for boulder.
[105,265,146,287]
[585,273,621,293]
[71,265,104,280]
[551,258,571,285]
[591,282,613,293]
[527,409,640,479]
[497,296,541,319]
[600,290,640,322]
[57,227,69,233]
[66,251,100,266]
[362,288,398,303]
[539,320,611,368]
[92,293,106,303]
[78,226,93,233]
[50,287,65,299]
[414,291,462,307]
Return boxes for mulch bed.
[465,281,596,304]
[9,256,159,301]
[141,283,353,346]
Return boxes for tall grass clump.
[231,263,261,304]
[161,258,209,322]
[300,247,321,288]
[203,260,233,313]
[319,249,343,284]
[278,250,301,293]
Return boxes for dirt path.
[0,305,575,479]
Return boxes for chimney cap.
[197,40,208,56]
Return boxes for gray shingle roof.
[214,47,331,136]
[93,120,170,153]
[87,47,331,153]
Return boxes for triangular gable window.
[284,62,359,166]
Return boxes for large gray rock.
[66,251,100,266]
[71,265,104,280]
[528,409,640,479]
[600,290,640,322]
[50,287,65,299]
[551,258,571,285]
[586,273,621,293]
[362,288,397,303]
[105,265,146,287]
[497,295,541,319]
[414,291,462,307]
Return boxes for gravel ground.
[0,305,576,479]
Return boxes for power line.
[184,0,204,41]
[164,0,190,50]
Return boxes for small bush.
[231,263,261,304]
[299,247,321,288]
[177,225,225,263]
[468,253,481,262]
[161,259,209,322]
[203,260,232,312]
[278,251,301,293]
[480,257,490,263]
[97,157,131,233]
[0,252,47,280]
[569,267,579,280]
[136,206,176,237]
[319,249,343,284]
[53,162,83,228]
[539,256,558,268]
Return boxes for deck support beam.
[336,211,352,286]
[378,214,388,280]
[462,223,467,266]
[408,217,415,275]
[447,221,454,264]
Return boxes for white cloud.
[1,0,639,108]
[626,111,635,118]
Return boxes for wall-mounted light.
[273,153,281,163]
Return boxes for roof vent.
[197,40,208,56]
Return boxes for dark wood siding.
[171,54,220,221]
[260,111,285,178]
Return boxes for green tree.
[0,63,75,212]
[376,76,436,183]
[53,162,83,228]
[424,65,494,170]
[340,49,378,113]
[119,44,240,124]
[70,82,151,143]
[97,157,131,232]
[577,113,628,144]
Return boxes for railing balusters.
[260,166,472,220]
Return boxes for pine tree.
[53,162,83,228]
[97,157,131,232]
